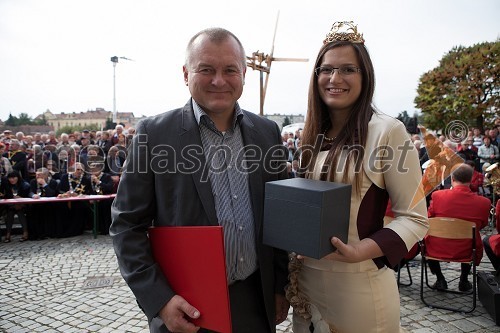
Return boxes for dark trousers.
[428,260,471,280]
[150,270,272,333]
[226,270,271,333]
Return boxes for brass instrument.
[485,162,500,195]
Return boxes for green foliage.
[33,114,48,126]
[105,117,116,130]
[4,113,17,126]
[3,112,47,126]
[56,124,100,136]
[282,116,291,128]
[396,111,419,134]
[414,40,499,133]
[17,113,33,125]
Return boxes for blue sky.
[0,0,498,122]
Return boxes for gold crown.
[323,21,364,44]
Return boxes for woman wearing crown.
[287,22,429,332]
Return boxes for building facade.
[41,108,135,130]
[264,114,305,129]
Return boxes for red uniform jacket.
[487,200,500,256]
[427,185,490,265]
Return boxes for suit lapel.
[179,101,218,226]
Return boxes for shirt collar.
[192,99,244,130]
[451,184,472,192]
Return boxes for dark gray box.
[263,178,351,259]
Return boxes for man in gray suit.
[110,27,290,333]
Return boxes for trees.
[56,124,99,137]
[3,112,47,126]
[414,40,499,133]
[282,116,291,129]
[396,110,420,134]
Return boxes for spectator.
[46,131,58,145]
[413,139,422,156]
[426,163,491,291]
[33,132,44,148]
[105,144,125,176]
[57,149,70,174]
[111,124,124,145]
[96,131,112,156]
[483,199,500,275]
[457,137,479,167]
[57,133,72,154]
[44,159,61,181]
[472,128,483,148]
[291,159,299,177]
[79,129,94,145]
[0,142,13,177]
[286,138,296,162]
[478,135,499,171]
[85,145,104,172]
[464,160,484,193]
[56,162,92,237]
[27,167,58,240]
[4,139,27,180]
[114,133,128,155]
[15,131,25,145]
[1,171,35,242]
[89,163,115,235]
[1,129,12,150]
[489,127,499,147]
[24,135,34,149]
[68,133,76,145]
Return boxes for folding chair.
[420,217,477,313]
[396,243,420,287]
[384,216,420,288]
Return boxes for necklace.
[323,130,336,143]
[92,173,103,194]
[69,173,83,194]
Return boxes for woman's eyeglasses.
[314,66,361,77]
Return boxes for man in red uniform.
[426,163,491,291]
[483,199,500,275]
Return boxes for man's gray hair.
[185,27,246,69]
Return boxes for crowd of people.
[0,125,130,242]
[2,21,499,333]
[406,120,500,291]
[415,124,500,184]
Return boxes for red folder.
[149,226,232,333]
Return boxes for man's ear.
[183,66,189,86]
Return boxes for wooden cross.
[246,12,308,116]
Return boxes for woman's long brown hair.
[300,41,376,194]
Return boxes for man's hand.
[275,293,290,324]
[158,295,200,333]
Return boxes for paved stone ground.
[1,228,500,333]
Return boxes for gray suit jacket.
[110,99,289,331]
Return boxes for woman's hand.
[323,237,362,263]
[323,237,384,263]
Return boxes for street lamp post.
[110,56,133,124]
[111,56,118,123]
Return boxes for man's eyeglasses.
[314,66,361,77]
